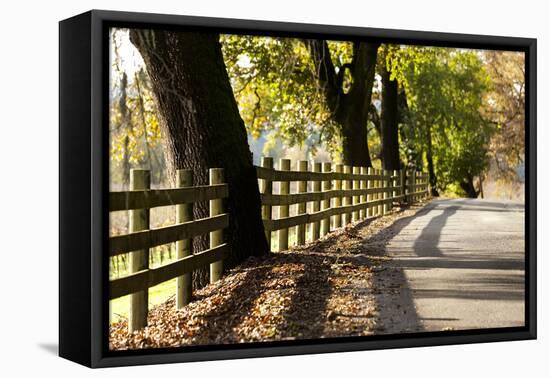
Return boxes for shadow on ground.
[358,204,432,334]
[37,343,58,355]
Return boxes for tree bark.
[122,135,130,188]
[460,173,479,198]
[426,124,440,197]
[380,62,401,170]
[479,175,484,199]
[341,109,371,167]
[119,72,131,189]
[305,40,379,167]
[130,30,268,288]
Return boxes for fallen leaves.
[109,202,429,350]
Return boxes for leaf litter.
[110,201,430,350]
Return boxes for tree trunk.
[119,72,131,190]
[479,175,484,199]
[426,125,439,197]
[380,63,400,170]
[460,173,479,198]
[122,135,130,189]
[130,30,268,288]
[341,110,372,167]
[305,40,378,167]
[398,89,422,170]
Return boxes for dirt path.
[110,201,430,350]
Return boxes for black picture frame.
[59,9,537,368]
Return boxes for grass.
[109,243,177,324]
[110,279,177,324]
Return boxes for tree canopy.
[109,28,525,199]
[391,47,493,196]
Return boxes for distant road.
[386,198,525,331]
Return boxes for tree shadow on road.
[359,204,433,335]
[413,205,458,257]
[382,199,525,330]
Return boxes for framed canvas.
[59,9,536,368]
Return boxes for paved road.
[385,198,525,332]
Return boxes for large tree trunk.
[305,40,378,167]
[380,62,401,171]
[460,173,479,198]
[130,30,268,288]
[341,117,371,167]
[426,125,439,197]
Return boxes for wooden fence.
[109,168,228,332]
[109,161,429,332]
[256,158,429,252]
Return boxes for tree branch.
[302,39,341,114]
[336,62,354,92]
[368,103,381,135]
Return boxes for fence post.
[392,169,398,210]
[260,157,274,252]
[383,169,390,214]
[296,160,308,246]
[420,172,424,200]
[342,165,352,225]
[176,169,193,308]
[380,170,385,213]
[367,167,373,217]
[320,162,332,236]
[400,169,405,205]
[419,171,422,201]
[418,171,421,203]
[372,169,378,216]
[376,169,382,216]
[418,171,424,201]
[411,169,417,203]
[209,168,224,283]
[421,172,425,200]
[128,169,150,332]
[352,166,360,222]
[414,170,417,203]
[278,159,291,251]
[380,170,384,212]
[333,164,343,229]
[310,162,322,241]
[360,167,367,220]
[404,170,409,204]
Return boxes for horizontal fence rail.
[260,187,395,206]
[256,166,392,182]
[262,198,394,232]
[109,213,229,256]
[109,243,229,300]
[258,158,429,252]
[109,168,228,332]
[109,184,228,212]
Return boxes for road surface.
[384,198,525,332]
